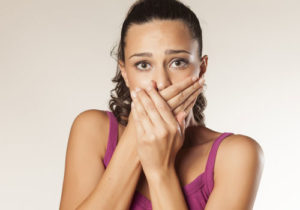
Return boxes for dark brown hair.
[109,0,207,126]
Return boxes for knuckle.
[168,100,175,110]
[173,105,181,115]
[179,91,185,100]
[145,99,154,110]
[173,107,179,115]
[158,129,168,138]
[169,124,178,134]
[140,111,148,119]
[184,96,192,106]
[173,85,180,94]
[175,95,184,106]
[157,102,166,111]
[148,133,156,141]
[193,81,200,89]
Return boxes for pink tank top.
[103,110,234,210]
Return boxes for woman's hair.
[109,0,207,127]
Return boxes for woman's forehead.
[125,19,197,57]
[126,19,192,42]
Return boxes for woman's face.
[119,19,207,91]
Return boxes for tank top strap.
[205,132,234,193]
[103,110,119,168]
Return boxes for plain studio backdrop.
[0,0,299,209]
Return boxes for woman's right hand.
[127,75,205,130]
[156,74,205,116]
[123,74,205,166]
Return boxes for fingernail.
[135,87,141,92]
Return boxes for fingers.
[130,88,154,135]
[184,95,197,113]
[132,87,167,134]
[130,102,145,136]
[173,83,203,115]
[168,75,205,112]
[145,82,178,127]
[159,75,201,101]
[130,74,205,136]
[176,111,187,137]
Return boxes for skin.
[118,19,264,210]
[119,18,206,127]
[59,19,207,210]
[118,19,213,209]
[59,18,264,210]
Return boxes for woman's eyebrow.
[129,49,190,59]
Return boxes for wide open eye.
[134,60,151,71]
[134,58,189,71]
[170,58,189,69]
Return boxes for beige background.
[0,0,299,209]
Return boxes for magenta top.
[103,110,234,210]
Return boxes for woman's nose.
[154,69,171,91]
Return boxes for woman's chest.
[135,143,212,201]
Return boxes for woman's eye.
[170,59,189,69]
[135,61,151,71]
[134,59,189,71]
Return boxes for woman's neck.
[181,110,204,149]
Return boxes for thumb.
[176,111,187,137]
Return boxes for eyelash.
[134,58,189,71]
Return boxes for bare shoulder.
[216,134,265,173]
[69,109,110,160]
[205,134,265,209]
[59,109,110,209]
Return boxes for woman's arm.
[204,135,264,210]
[130,85,194,210]
[147,167,189,210]
[60,76,204,210]
[59,110,142,210]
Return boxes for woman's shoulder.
[203,132,265,208]
[70,109,110,160]
[214,132,265,184]
[190,126,263,156]
[216,133,264,163]
[186,127,264,176]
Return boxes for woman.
[59,0,264,209]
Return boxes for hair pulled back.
[109,0,207,126]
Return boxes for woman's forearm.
[76,125,142,210]
[147,167,189,210]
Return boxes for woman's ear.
[118,60,130,87]
[199,55,208,77]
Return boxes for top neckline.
[134,132,234,205]
[104,111,234,207]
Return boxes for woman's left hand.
[130,81,188,178]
